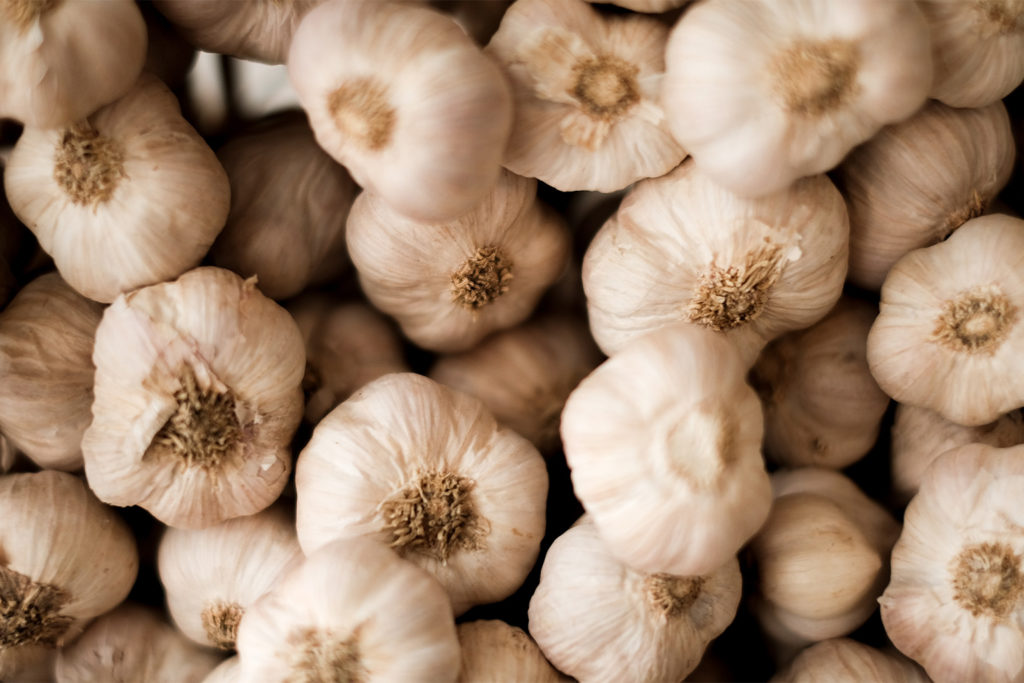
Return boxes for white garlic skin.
[771,638,929,683]
[236,536,461,683]
[528,516,742,683]
[457,620,561,683]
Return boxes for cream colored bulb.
[771,638,929,683]
[457,620,561,683]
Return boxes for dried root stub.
[450,246,514,311]
[380,471,485,563]
[201,601,244,651]
[0,567,73,650]
[148,369,242,471]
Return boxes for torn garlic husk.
[528,516,741,683]
[662,0,933,198]
[881,443,1024,682]
[867,214,1024,427]
[82,267,306,529]
[770,638,929,683]
[457,620,561,683]
[295,373,548,616]
[485,0,685,192]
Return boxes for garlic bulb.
[583,158,848,366]
[288,295,408,424]
[751,298,889,469]
[0,272,103,471]
[528,516,742,683]
[347,170,570,353]
[236,536,460,682]
[457,620,561,683]
[82,267,305,529]
[920,0,1024,108]
[0,471,138,679]
[430,315,602,452]
[662,0,933,197]
[867,214,1024,427]
[841,100,1015,290]
[296,373,548,615]
[485,0,685,192]
[892,404,1024,503]
[54,604,222,683]
[155,0,322,64]
[0,0,146,128]
[288,0,512,223]
[881,443,1024,682]
[561,322,771,577]
[4,74,230,304]
[771,638,929,683]
[158,505,303,651]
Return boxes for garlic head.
[457,620,561,683]
[771,638,929,683]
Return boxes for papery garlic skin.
[921,0,1024,108]
[289,0,512,223]
[528,516,741,683]
[457,620,561,683]
[158,506,303,651]
[486,0,685,192]
[55,604,221,683]
[663,0,932,198]
[562,323,771,577]
[0,0,146,128]
[771,638,929,683]
[296,373,548,615]
[867,214,1024,427]
[4,74,230,304]
[202,656,240,683]
[83,267,305,529]
[347,170,570,353]
[0,273,102,471]
[236,536,460,683]
[881,443,1024,683]
[842,100,1015,290]
[0,471,138,679]
[583,159,848,366]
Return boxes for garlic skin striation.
[771,638,929,683]
[347,170,570,353]
[528,516,742,683]
[920,0,1024,108]
[457,620,561,683]
[0,0,146,129]
[0,273,103,471]
[82,267,306,529]
[485,0,685,192]
[0,471,138,679]
[583,159,848,366]
[4,74,231,304]
[54,603,222,683]
[881,443,1024,682]
[561,323,771,577]
[158,505,303,651]
[841,100,1015,290]
[296,373,548,615]
[289,0,512,223]
[867,214,1024,427]
[662,0,933,198]
[236,536,461,683]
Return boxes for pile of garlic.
[0,0,1022,680]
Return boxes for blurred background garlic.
[203,656,240,683]
[236,536,460,682]
[83,267,305,529]
[4,74,230,303]
[288,294,408,425]
[920,0,1024,108]
[841,100,1015,290]
[296,373,548,615]
[0,471,138,679]
[54,603,222,683]
[0,0,146,128]
[209,113,356,300]
[289,0,512,223]
[561,323,771,577]
[583,159,848,366]
[430,315,602,453]
[528,516,741,683]
[750,298,889,469]
[158,505,303,651]
[457,620,561,683]
[770,638,929,683]
[485,0,685,192]
[0,273,103,471]
[867,214,1024,427]
[662,0,933,197]
[881,443,1024,682]
[347,170,570,353]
